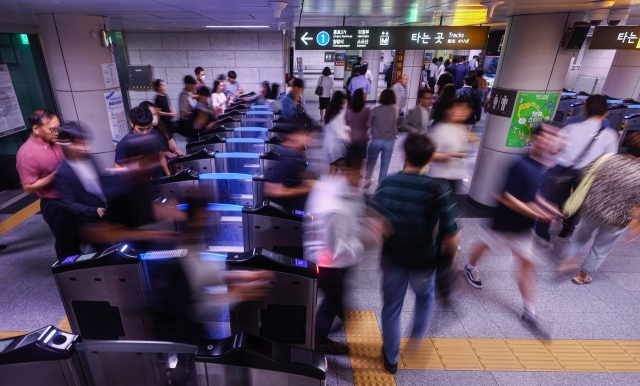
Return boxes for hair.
[585,95,609,117]
[227,70,237,79]
[270,83,280,99]
[476,69,485,77]
[439,57,444,62]
[434,84,456,109]
[152,79,164,92]
[322,67,331,76]
[197,86,211,97]
[379,89,396,105]
[325,91,346,124]
[452,58,460,64]
[262,81,271,97]
[194,67,204,76]
[350,88,366,113]
[358,66,367,75]
[444,59,450,67]
[442,96,471,111]
[463,76,476,86]
[625,131,640,157]
[28,109,57,128]
[184,75,196,85]
[212,79,223,94]
[139,101,157,109]
[432,58,438,64]
[217,73,227,81]
[292,78,304,88]
[444,67,452,73]
[404,132,435,168]
[129,106,153,127]
[419,88,434,99]
[357,56,362,61]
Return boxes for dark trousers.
[315,267,348,345]
[535,167,581,241]
[40,198,80,260]
[427,77,436,91]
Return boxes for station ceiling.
[1,0,639,31]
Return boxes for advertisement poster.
[506,91,560,148]
[0,64,25,138]
[104,91,128,145]
[101,63,120,89]
[334,53,345,67]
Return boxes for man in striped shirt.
[372,133,461,374]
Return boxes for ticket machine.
[226,248,318,350]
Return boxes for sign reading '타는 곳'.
[295,26,489,50]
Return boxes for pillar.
[469,13,584,210]
[401,50,425,108]
[37,14,122,170]
[601,50,640,99]
[362,50,381,101]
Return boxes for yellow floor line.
[0,199,40,237]
[343,310,640,374]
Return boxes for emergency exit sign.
[589,26,640,49]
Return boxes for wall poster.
[0,64,25,138]
[104,91,128,145]
[506,91,560,148]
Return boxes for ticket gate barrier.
[261,149,308,176]
[169,150,263,176]
[0,326,84,386]
[179,203,246,253]
[169,149,217,176]
[244,110,275,129]
[250,104,270,110]
[553,92,577,125]
[619,112,640,152]
[152,168,213,204]
[199,173,255,207]
[242,201,305,258]
[226,248,318,350]
[185,135,226,155]
[186,135,283,155]
[214,117,241,131]
[218,110,247,126]
[252,175,266,208]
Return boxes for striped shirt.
[372,172,459,270]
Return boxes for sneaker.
[464,266,483,289]
[382,350,398,374]
[314,339,349,355]
[521,312,551,339]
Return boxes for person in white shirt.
[437,59,450,81]
[317,67,336,121]
[210,79,229,115]
[323,91,351,175]
[424,58,439,91]
[535,94,618,241]
[363,61,373,99]
[469,55,479,71]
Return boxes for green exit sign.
[20,34,29,45]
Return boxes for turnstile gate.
[242,201,305,258]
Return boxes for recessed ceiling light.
[205,26,270,28]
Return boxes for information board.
[101,63,120,89]
[295,26,489,50]
[0,64,25,138]
[104,91,128,145]
[590,26,640,50]
[506,91,560,148]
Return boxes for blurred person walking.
[464,131,560,335]
[431,84,456,126]
[424,58,439,91]
[372,133,460,374]
[402,88,433,134]
[364,89,399,187]
[345,89,371,174]
[188,86,218,142]
[282,78,306,121]
[194,67,206,92]
[323,91,351,175]
[391,74,409,123]
[153,79,178,133]
[179,75,197,136]
[559,131,640,284]
[210,79,230,114]
[455,76,483,125]
[535,95,618,242]
[316,67,335,121]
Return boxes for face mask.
[152,116,159,126]
[200,75,206,81]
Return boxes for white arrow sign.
[301,32,313,45]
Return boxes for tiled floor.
[3,128,640,384]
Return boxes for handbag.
[543,126,606,200]
[562,153,613,217]
[314,76,324,96]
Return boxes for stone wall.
[123,31,285,108]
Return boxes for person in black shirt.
[435,67,454,94]
[264,125,312,210]
[139,101,183,159]
[188,86,218,142]
[153,79,178,132]
[463,131,561,335]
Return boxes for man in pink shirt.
[16,109,72,260]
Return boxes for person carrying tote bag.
[317,67,335,121]
[562,153,614,218]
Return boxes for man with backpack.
[455,76,482,124]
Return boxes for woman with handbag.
[316,67,335,121]
[323,91,350,175]
[559,131,640,285]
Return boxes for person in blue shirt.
[281,78,305,121]
[348,66,371,97]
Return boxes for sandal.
[572,273,593,285]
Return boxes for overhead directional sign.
[295,26,489,50]
[589,26,640,49]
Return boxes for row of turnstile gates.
[554,91,640,152]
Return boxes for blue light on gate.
[317,31,330,46]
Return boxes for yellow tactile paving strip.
[0,199,40,237]
[343,310,640,384]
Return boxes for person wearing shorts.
[463,132,558,335]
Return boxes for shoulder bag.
[315,76,324,97]
[562,153,613,217]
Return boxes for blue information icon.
[317,31,330,46]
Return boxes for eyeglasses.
[47,127,60,134]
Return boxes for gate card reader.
[226,247,318,280]
[52,244,141,275]
[0,326,79,365]
[195,332,327,383]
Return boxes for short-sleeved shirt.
[152,125,173,152]
[223,81,241,96]
[114,131,164,178]
[348,75,371,96]
[427,123,468,180]
[16,136,65,199]
[436,73,454,91]
[179,90,194,120]
[264,146,307,210]
[492,156,546,233]
[372,172,459,270]
[556,118,618,169]
[155,94,171,114]
[345,107,371,144]
[368,105,398,140]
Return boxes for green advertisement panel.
[506,91,560,148]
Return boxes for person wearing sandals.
[317,67,335,121]
[559,131,640,285]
